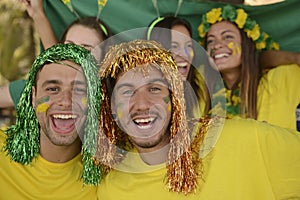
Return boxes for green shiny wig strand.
[4,43,102,185]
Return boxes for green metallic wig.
[95,40,199,194]
[4,43,102,185]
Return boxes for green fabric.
[43,0,300,52]
[9,79,26,108]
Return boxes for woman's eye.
[171,43,179,51]
[224,35,234,40]
[186,43,193,49]
[206,39,214,45]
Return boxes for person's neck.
[39,135,81,163]
[222,68,241,89]
[134,137,170,165]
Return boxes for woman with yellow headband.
[147,16,209,118]
[198,4,300,130]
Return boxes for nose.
[212,38,225,50]
[130,88,150,112]
[57,89,72,108]
[174,46,189,58]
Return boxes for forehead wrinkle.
[116,77,169,92]
[72,80,87,86]
[41,79,62,88]
[55,61,83,74]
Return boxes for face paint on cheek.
[168,103,172,113]
[184,48,194,59]
[163,96,170,104]
[228,42,241,56]
[188,48,194,59]
[116,103,124,119]
[227,42,235,54]
[81,97,87,105]
[163,96,172,112]
[36,96,49,105]
[36,96,50,113]
[236,44,241,55]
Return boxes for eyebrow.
[65,40,94,48]
[42,80,61,88]
[41,79,86,88]
[116,78,168,90]
[207,30,235,38]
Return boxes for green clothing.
[42,0,300,52]
[9,79,26,108]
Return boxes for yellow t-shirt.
[257,64,300,130]
[0,130,97,200]
[98,118,300,199]
[197,64,300,130]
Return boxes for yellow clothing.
[197,64,300,130]
[257,64,300,130]
[98,118,300,199]
[0,130,97,200]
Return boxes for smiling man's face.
[112,66,172,150]
[32,61,87,147]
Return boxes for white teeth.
[52,114,77,119]
[215,53,229,59]
[177,63,187,68]
[134,117,154,123]
[137,124,152,129]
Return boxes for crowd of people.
[0,0,300,199]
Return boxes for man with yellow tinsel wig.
[94,39,300,199]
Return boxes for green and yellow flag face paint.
[36,96,50,113]
[163,96,172,113]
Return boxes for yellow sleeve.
[255,121,300,197]
[257,64,300,130]
[0,129,6,149]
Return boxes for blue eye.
[73,87,87,95]
[149,87,161,93]
[123,90,134,96]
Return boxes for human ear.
[32,86,36,108]
[111,95,117,120]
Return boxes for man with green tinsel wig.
[0,43,102,199]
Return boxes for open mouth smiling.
[177,62,188,69]
[214,53,230,59]
[133,117,156,129]
[51,114,78,133]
